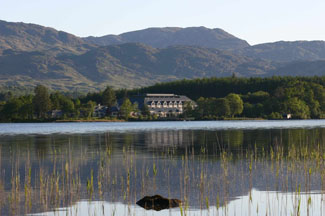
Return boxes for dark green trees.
[195,97,231,119]
[33,85,51,118]
[141,104,151,117]
[119,98,133,120]
[102,86,116,108]
[50,92,75,115]
[215,98,230,117]
[2,76,325,121]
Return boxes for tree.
[226,93,243,117]
[132,102,140,116]
[245,91,270,104]
[141,104,151,117]
[119,98,133,120]
[195,97,207,118]
[83,100,96,118]
[61,97,75,114]
[102,86,116,108]
[50,92,61,110]
[268,112,283,119]
[183,101,195,118]
[215,98,230,117]
[74,99,81,118]
[33,85,51,118]
[1,98,23,120]
[18,95,33,120]
[74,99,81,109]
[284,97,310,119]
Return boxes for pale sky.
[1,0,325,45]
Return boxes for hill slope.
[1,20,325,92]
[270,60,325,76]
[237,41,325,62]
[0,43,275,91]
[84,27,250,50]
[0,20,94,55]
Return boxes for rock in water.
[136,195,181,211]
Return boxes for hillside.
[0,20,94,55]
[1,20,325,91]
[270,60,325,76]
[237,41,325,62]
[84,27,250,50]
[0,43,276,91]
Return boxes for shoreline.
[1,117,308,123]
[55,119,125,122]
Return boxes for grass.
[0,129,324,215]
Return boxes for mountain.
[1,19,325,92]
[0,20,94,55]
[83,27,250,50]
[237,41,325,62]
[0,43,275,91]
[271,60,325,76]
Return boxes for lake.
[0,121,324,216]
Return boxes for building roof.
[144,95,191,103]
[146,94,175,97]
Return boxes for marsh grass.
[0,130,324,215]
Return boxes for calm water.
[0,121,324,216]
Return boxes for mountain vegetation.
[236,41,325,62]
[0,43,276,91]
[1,20,325,92]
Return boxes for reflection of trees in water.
[0,128,324,215]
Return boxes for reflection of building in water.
[145,130,191,147]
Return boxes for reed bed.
[0,129,324,215]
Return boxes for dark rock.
[136,194,182,211]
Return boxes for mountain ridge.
[0,43,276,91]
[0,20,95,55]
[237,40,325,62]
[1,20,325,91]
[83,26,250,50]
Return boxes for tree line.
[0,85,118,121]
[130,76,325,119]
[1,76,325,121]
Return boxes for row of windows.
[148,101,184,108]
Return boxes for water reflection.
[0,127,324,215]
[30,190,325,216]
